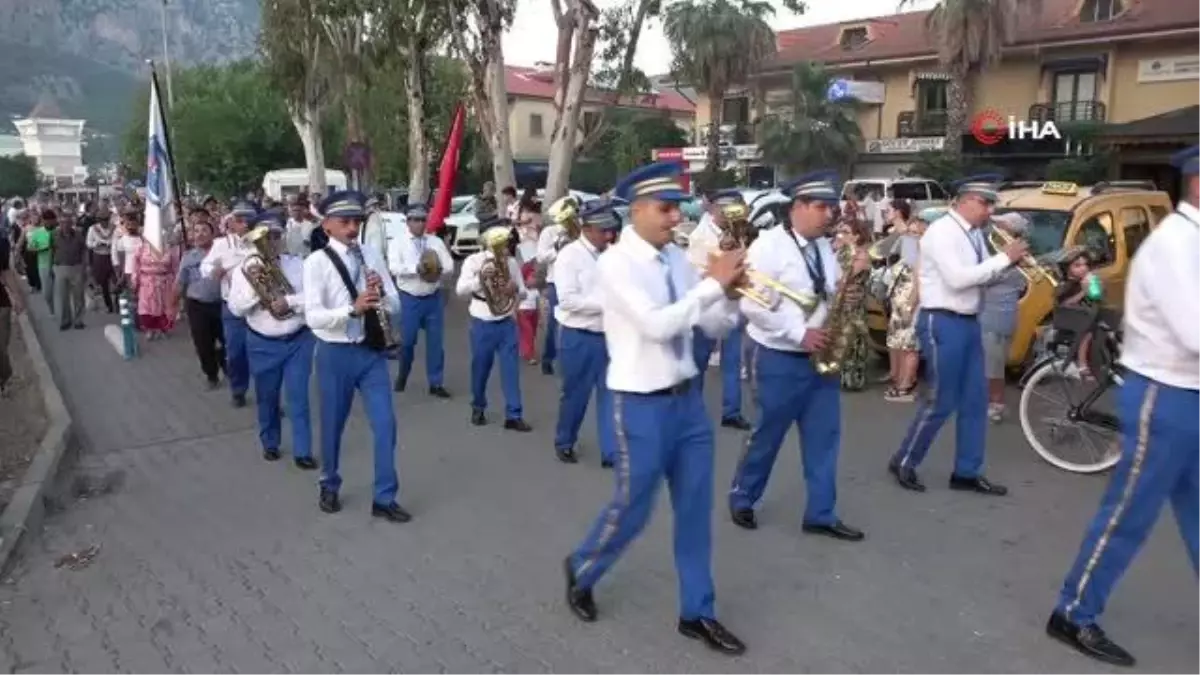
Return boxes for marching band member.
[887,175,1027,494]
[727,172,866,541]
[564,162,747,656]
[387,203,454,397]
[687,189,751,430]
[535,207,566,375]
[226,211,316,469]
[455,217,533,431]
[551,203,620,466]
[201,200,258,407]
[1045,146,1199,667]
[303,191,410,523]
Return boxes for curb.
[0,310,74,575]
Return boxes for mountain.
[0,0,260,136]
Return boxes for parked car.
[842,177,950,212]
[441,190,601,258]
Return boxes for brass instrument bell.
[988,225,1058,287]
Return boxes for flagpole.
[147,59,187,247]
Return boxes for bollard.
[119,293,138,360]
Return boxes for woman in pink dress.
[132,241,181,339]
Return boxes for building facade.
[696,0,1198,182]
[11,95,87,187]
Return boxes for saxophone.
[813,243,870,376]
[242,226,296,320]
[478,227,518,316]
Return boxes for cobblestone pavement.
[0,294,1195,674]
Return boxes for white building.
[11,95,87,186]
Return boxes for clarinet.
[348,244,396,350]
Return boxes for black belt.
[186,296,222,306]
[923,308,977,320]
[619,378,695,398]
[247,326,307,342]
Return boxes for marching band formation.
[186,150,1196,666]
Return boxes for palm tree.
[662,0,776,182]
[901,0,1043,157]
[758,61,863,179]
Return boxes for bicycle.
[1018,305,1124,474]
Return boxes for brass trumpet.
[988,226,1058,287]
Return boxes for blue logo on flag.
[146,134,169,206]
[827,79,851,101]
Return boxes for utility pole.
[159,0,175,107]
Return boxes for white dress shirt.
[227,254,307,337]
[1120,202,1199,390]
[388,229,454,297]
[302,238,402,344]
[742,225,840,352]
[200,233,252,301]
[553,237,605,332]
[600,228,739,393]
[285,218,317,258]
[916,210,1011,315]
[685,214,722,269]
[536,224,566,284]
[455,250,528,321]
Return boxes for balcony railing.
[897,110,947,137]
[1028,100,1107,124]
[698,122,757,146]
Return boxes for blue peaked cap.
[614,161,690,203]
[319,190,368,219]
[580,203,621,231]
[406,203,429,220]
[1170,145,1199,176]
[230,200,259,218]
[781,170,840,204]
[950,173,1005,202]
[253,209,286,231]
[710,189,744,205]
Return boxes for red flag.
[426,103,466,234]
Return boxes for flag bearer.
[201,200,258,407]
[388,203,454,397]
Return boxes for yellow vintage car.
[865,181,1173,370]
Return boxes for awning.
[1041,55,1107,73]
[1096,105,1199,144]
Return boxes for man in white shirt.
[887,176,1026,494]
[686,189,750,430]
[388,204,454,397]
[226,211,316,470]
[455,218,533,431]
[727,171,867,542]
[1046,146,1200,668]
[303,190,410,524]
[535,208,571,375]
[284,194,318,258]
[200,200,258,407]
[563,162,748,656]
[551,203,620,466]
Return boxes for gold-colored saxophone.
[478,227,518,316]
[813,243,870,375]
[417,248,443,283]
[548,195,581,250]
[242,226,296,320]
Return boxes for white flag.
[144,76,175,252]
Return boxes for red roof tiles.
[505,65,696,113]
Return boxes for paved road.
[0,292,1195,674]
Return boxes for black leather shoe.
[294,456,318,470]
[73,321,85,329]
[542,363,555,376]
[730,507,757,530]
[678,617,746,656]
[263,448,281,462]
[471,409,487,426]
[801,519,865,542]
[1045,611,1135,667]
[393,377,407,392]
[371,502,412,523]
[556,447,578,464]
[949,474,1008,496]
[563,557,597,622]
[504,418,533,432]
[232,393,247,408]
[600,458,614,469]
[318,489,341,514]
[721,415,752,431]
[428,385,451,399]
[889,461,926,492]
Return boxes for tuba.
[548,195,581,250]
[478,227,518,316]
[812,243,871,375]
[416,247,443,283]
[242,226,296,320]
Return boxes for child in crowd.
[1055,247,1104,377]
[517,260,540,364]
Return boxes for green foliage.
[1045,155,1109,185]
[0,155,40,197]
[570,112,689,192]
[758,61,862,175]
[901,150,1004,186]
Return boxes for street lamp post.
[159,0,175,107]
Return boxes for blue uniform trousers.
[541,283,559,367]
[469,317,523,420]
[692,325,744,420]
[221,304,251,397]
[315,341,399,506]
[398,291,446,387]
[569,383,717,620]
[553,327,614,461]
[730,342,842,525]
[246,328,315,458]
[890,310,988,477]
[1055,370,1199,625]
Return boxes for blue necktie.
[968,229,985,263]
[658,252,686,360]
[344,244,364,342]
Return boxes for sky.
[501,0,939,75]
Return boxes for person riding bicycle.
[1054,246,1106,377]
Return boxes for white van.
[842,177,949,210]
[262,168,348,201]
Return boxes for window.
[839,26,869,50]
[581,111,600,135]
[994,208,1072,258]
[721,96,750,125]
[1149,205,1171,223]
[916,80,947,113]
[1120,206,1150,258]
[529,113,544,137]
[1080,0,1121,22]
[888,183,930,201]
[1053,71,1099,121]
[1074,213,1115,266]
[928,183,949,200]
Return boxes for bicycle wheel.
[1019,358,1121,474]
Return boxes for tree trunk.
[484,43,516,190]
[704,88,723,185]
[544,18,597,204]
[290,101,327,195]
[406,41,431,204]
[943,70,969,158]
[343,89,372,190]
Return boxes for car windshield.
[450,197,473,214]
[993,208,1073,258]
[888,183,929,201]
